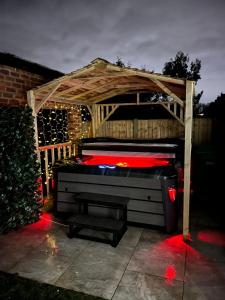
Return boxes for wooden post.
[133,119,138,139]
[68,145,72,158]
[27,90,39,151]
[72,143,76,156]
[92,104,96,137]
[27,90,47,199]
[51,148,55,165]
[63,146,67,158]
[137,92,140,105]
[27,89,44,199]
[57,147,61,160]
[44,149,50,195]
[183,80,194,240]
[174,102,177,116]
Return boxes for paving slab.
[127,229,187,281]
[8,249,73,284]
[55,242,134,299]
[112,270,183,300]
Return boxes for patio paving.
[0,210,225,300]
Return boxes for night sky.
[0,0,224,103]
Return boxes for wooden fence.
[38,141,76,196]
[97,118,213,146]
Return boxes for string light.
[37,102,90,193]
[37,106,70,146]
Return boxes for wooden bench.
[67,192,129,247]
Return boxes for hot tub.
[54,138,181,232]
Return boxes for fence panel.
[192,118,212,145]
[97,118,212,145]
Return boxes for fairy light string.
[37,102,90,192]
[37,102,90,145]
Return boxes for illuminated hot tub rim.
[81,154,170,168]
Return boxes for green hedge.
[0,106,41,232]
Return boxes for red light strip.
[82,155,169,168]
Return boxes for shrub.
[0,106,41,232]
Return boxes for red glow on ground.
[198,230,225,247]
[164,265,176,284]
[26,212,52,231]
[148,234,205,259]
[163,234,200,253]
[144,234,207,283]
[156,234,186,249]
[147,234,187,258]
[82,155,170,168]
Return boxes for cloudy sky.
[0,0,224,103]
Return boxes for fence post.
[133,118,138,139]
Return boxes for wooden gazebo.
[27,58,194,240]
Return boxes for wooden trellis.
[27,58,194,240]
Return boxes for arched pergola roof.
[27,58,194,240]
[31,58,185,109]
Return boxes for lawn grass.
[0,271,105,300]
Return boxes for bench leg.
[122,224,127,235]
[67,224,82,239]
[112,224,127,247]
[112,232,119,247]
[67,224,74,239]
[122,207,127,222]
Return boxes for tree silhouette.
[115,57,125,68]
[163,51,203,115]
[163,51,201,81]
[203,93,225,118]
[203,93,225,146]
[112,52,203,117]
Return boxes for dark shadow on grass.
[0,271,105,300]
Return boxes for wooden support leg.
[112,232,119,247]
[68,224,74,239]
[68,224,82,238]
[183,80,194,240]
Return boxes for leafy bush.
[0,106,41,232]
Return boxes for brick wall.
[0,63,83,143]
[0,64,48,106]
